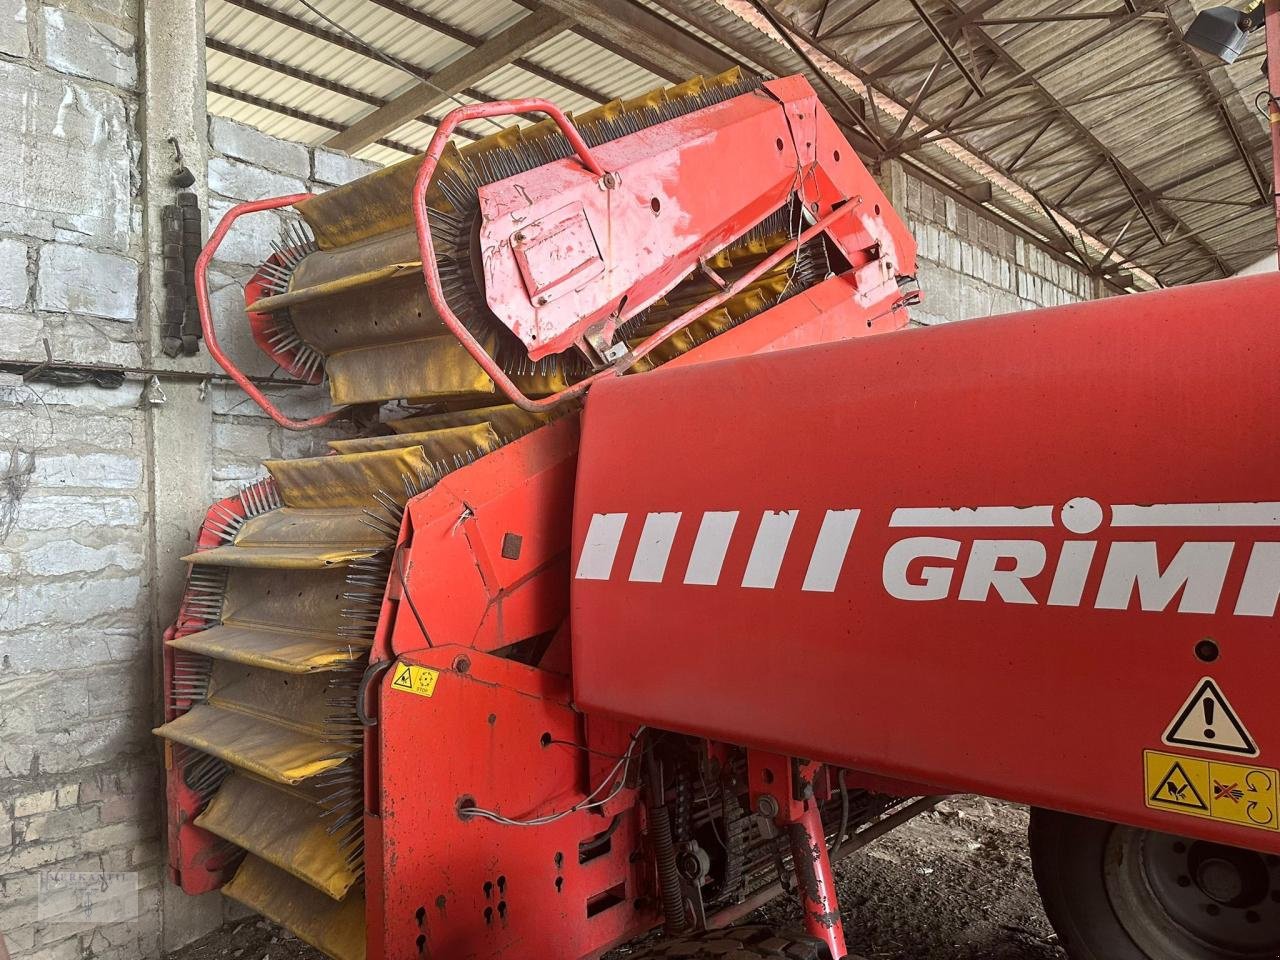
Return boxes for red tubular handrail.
[412,99,607,413]
[194,193,349,431]
[414,99,856,411]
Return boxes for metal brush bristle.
[170,651,214,709]
[338,549,394,644]
[239,477,282,518]
[179,566,229,628]
[321,665,363,745]
[262,219,319,295]
[263,311,326,383]
[202,502,245,544]
[177,746,232,804]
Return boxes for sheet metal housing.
[572,271,1280,854]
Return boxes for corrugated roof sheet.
[204,0,1275,286]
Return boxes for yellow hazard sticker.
[1144,750,1280,832]
[390,662,440,699]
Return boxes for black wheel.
[625,925,833,959]
[1030,807,1280,960]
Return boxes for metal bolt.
[757,795,780,819]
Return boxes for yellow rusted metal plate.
[325,334,496,407]
[291,227,422,290]
[168,624,366,674]
[196,773,359,900]
[328,422,497,459]
[248,262,420,315]
[296,153,427,251]
[185,543,379,569]
[224,856,366,960]
[290,274,441,357]
[265,446,435,510]
[220,566,350,640]
[235,507,391,551]
[207,660,341,732]
[154,705,355,785]
[572,98,624,128]
[388,403,550,437]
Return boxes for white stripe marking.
[802,509,860,592]
[629,512,682,583]
[890,505,1054,527]
[1112,502,1280,527]
[742,510,798,589]
[575,513,628,580]
[684,511,739,585]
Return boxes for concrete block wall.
[0,2,375,952]
[890,164,1100,326]
[0,3,157,957]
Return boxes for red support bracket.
[747,753,849,958]
[788,801,848,959]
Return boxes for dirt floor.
[166,797,1066,960]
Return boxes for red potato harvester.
[156,69,1280,960]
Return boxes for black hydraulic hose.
[650,803,687,933]
[645,746,687,933]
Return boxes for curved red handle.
[195,194,348,431]
[413,99,607,413]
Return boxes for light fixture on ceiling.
[1183,0,1263,64]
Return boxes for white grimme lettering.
[1236,542,1280,617]
[879,536,1276,615]
[578,507,1280,619]
[1096,541,1233,614]
[883,537,960,601]
[1047,541,1095,607]
[958,539,1046,604]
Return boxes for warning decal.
[1148,756,1208,812]
[1162,677,1258,757]
[390,662,440,699]
[1144,751,1279,832]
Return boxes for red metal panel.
[373,415,580,663]
[367,646,655,960]
[476,92,802,358]
[571,272,1280,852]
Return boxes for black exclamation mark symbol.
[1203,697,1216,740]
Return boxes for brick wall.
[0,2,375,952]
[893,166,1101,326]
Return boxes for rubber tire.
[1029,807,1148,960]
[624,925,833,959]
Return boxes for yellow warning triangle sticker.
[391,663,414,690]
[1149,759,1209,812]
[1163,677,1258,758]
